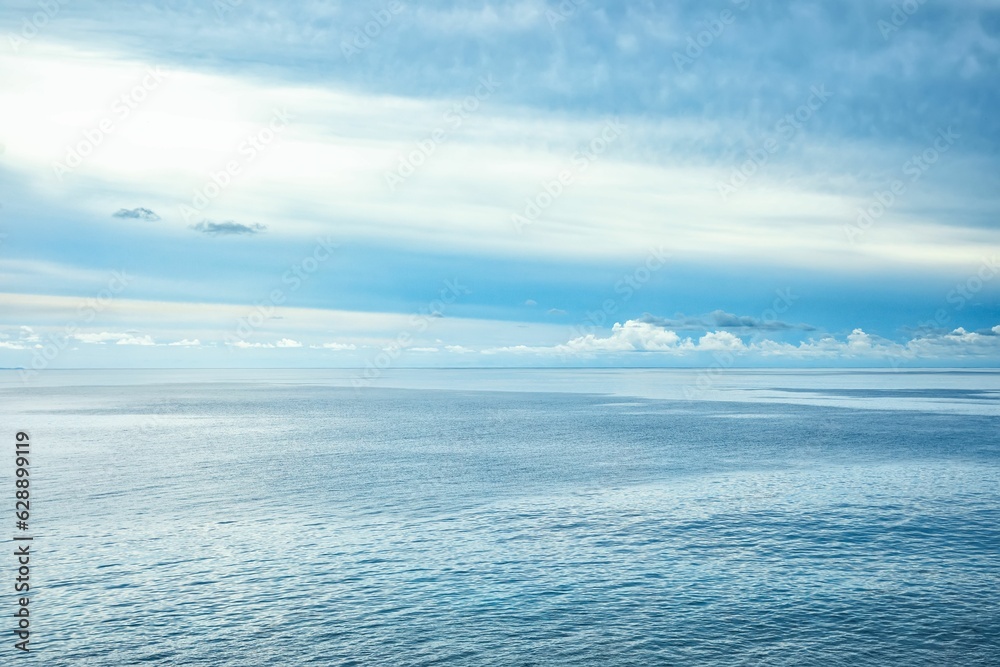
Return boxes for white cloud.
[230,341,269,349]
[116,334,155,346]
[847,328,873,350]
[0,292,573,363]
[696,330,746,352]
[410,347,440,353]
[73,332,154,346]
[946,327,984,343]
[485,320,687,355]
[484,320,1000,361]
[230,338,302,349]
[312,342,357,351]
[168,339,201,346]
[570,320,685,352]
[1,45,994,273]
[72,332,123,344]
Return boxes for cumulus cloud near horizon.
[7,316,1000,365]
[229,338,303,349]
[311,342,358,351]
[73,332,156,346]
[483,320,1000,361]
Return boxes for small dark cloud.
[641,310,815,332]
[190,220,267,236]
[548,308,568,316]
[900,324,949,337]
[113,207,160,221]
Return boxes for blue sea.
[1,369,998,666]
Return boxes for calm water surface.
[1,369,998,665]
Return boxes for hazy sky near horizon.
[0,0,998,371]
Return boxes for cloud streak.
[112,207,161,221]
[0,4,997,369]
[641,310,816,332]
[190,221,267,236]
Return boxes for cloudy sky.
[0,0,998,373]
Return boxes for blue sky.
[0,0,998,372]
